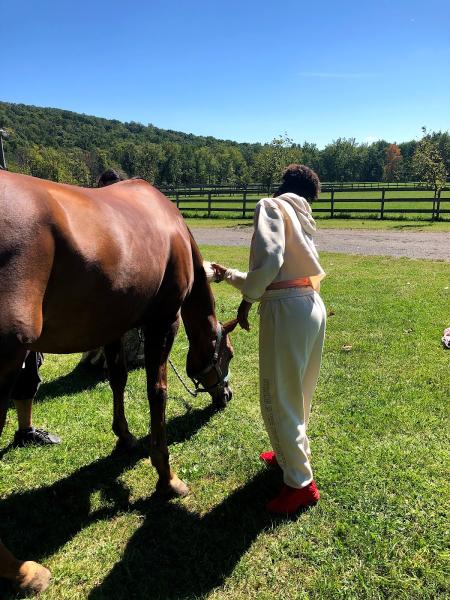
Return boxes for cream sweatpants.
[258,287,326,489]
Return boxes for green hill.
[1,101,448,187]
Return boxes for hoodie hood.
[275,193,317,236]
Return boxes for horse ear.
[222,318,239,335]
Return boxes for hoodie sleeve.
[223,199,285,302]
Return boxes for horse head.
[186,318,238,410]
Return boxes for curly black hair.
[97,169,124,188]
[274,164,321,201]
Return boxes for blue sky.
[2,0,449,147]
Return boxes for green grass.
[1,248,449,599]
[185,217,450,232]
[175,189,450,224]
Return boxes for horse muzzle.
[211,382,233,410]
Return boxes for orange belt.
[266,277,312,290]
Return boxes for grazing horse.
[0,171,236,595]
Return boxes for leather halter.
[189,324,230,394]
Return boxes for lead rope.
[137,329,196,408]
[168,356,198,400]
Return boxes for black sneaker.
[13,427,61,448]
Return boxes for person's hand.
[211,263,228,283]
[237,299,251,331]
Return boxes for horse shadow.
[0,401,219,593]
[35,361,106,402]
[0,418,286,600]
[0,394,291,600]
[88,468,284,600]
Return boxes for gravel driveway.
[192,227,450,261]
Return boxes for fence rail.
[156,184,450,221]
[159,181,450,196]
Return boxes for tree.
[383,144,403,182]
[319,138,367,181]
[135,143,164,184]
[159,142,182,185]
[362,140,389,181]
[252,134,301,192]
[412,128,448,194]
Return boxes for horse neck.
[181,236,218,354]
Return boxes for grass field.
[173,189,450,223]
[185,217,450,232]
[1,248,449,599]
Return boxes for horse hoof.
[14,561,51,595]
[115,434,138,451]
[157,475,190,499]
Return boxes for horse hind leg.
[104,340,137,450]
[144,315,189,498]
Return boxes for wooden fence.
[157,184,450,221]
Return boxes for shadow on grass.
[0,428,285,600]
[1,401,260,599]
[0,443,13,460]
[392,221,438,230]
[89,468,283,600]
[36,362,106,402]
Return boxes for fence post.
[435,189,441,221]
[0,129,9,170]
[380,189,385,219]
[431,190,437,221]
[330,190,335,218]
[242,191,247,218]
[176,192,180,209]
[207,191,212,217]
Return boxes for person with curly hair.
[212,164,326,515]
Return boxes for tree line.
[0,102,448,190]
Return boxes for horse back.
[0,171,193,352]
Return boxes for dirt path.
[191,227,450,261]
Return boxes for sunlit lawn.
[0,248,449,599]
[177,188,450,227]
[185,217,450,232]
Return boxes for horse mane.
[180,229,217,339]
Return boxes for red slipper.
[266,481,320,515]
[259,451,279,468]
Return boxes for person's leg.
[301,293,327,459]
[260,294,323,487]
[12,353,60,447]
[259,292,325,513]
[14,397,32,430]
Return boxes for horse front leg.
[104,340,137,450]
[144,317,188,498]
[0,540,51,596]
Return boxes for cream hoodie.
[225,193,325,302]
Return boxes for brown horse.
[0,171,237,594]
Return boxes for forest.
[1,101,449,188]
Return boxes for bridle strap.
[190,324,228,394]
[191,325,223,379]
